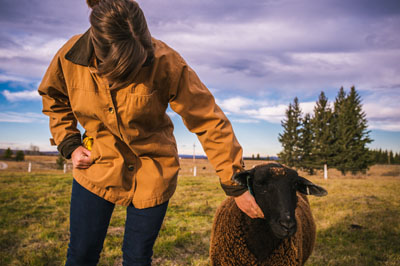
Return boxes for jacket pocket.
[69,89,109,120]
[127,87,166,130]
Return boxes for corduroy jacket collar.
[65,28,93,67]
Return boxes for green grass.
[1,169,399,265]
[307,178,400,266]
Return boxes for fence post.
[28,162,32,173]
[64,163,67,173]
[324,164,328,180]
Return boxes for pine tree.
[380,149,387,164]
[331,87,348,171]
[278,97,302,167]
[394,152,400,164]
[56,154,66,170]
[298,113,315,174]
[15,150,25,162]
[384,150,389,164]
[291,98,303,168]
[389,151,394,164]
[3,148,13,160]
[336,86,372,174]
[377,149,383,164]
[310,92,334,170]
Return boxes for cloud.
[0,111,46,123]
[231,119,260,124]
[153,17,400,97]
[217,93,400,132]
[0,0,90,38]
[0,0,399,98]
[2,90,41,102]
[0,0,399,134]
[216,96,256,113]
[0,35,68,78]
[0,74,31,83]
[217,96,288,124]
[0,36,67,61]
[137,0,400,101]
[364,92,400,132]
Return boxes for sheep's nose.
[279,219,296,231]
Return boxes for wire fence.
[1,157,399,179]
[0,158,73,173]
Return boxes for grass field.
[0,159,399,265]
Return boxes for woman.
[38,0,264,265]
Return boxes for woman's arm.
[37,51,89,167]
[167,56,263,218]
[168,59,246,194]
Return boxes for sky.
[0,0,399,157]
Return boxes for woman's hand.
[234,191,264,219]
[71,146,93,169]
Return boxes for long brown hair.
[89,0,153,89]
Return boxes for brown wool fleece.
[210,194,316,266]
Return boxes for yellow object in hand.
[83,136,94,151]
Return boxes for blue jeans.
[66,179,168,266]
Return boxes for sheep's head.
[233,163,327,239]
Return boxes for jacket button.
[128,165,134,171]
[108,107,114,114]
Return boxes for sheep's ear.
[295,176,328,197]
[232,169,254,186]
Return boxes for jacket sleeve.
[168,56,247,197]
[38,51,81,159]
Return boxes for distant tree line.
[278,86,373,175]
[370,149,400,165]
[2,147,25,161]
[245,154,277,161]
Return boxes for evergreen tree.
[377,148,384,164]
[3,148,13,160]
[335,86,372,174]
[298,113,315,174]
[310,92,334,170]
[384,150,389,164]
[389,150,394,164]
[56,154,66,170]
[15,150,25,161]
[381,149,388,164]
[369,149,400,165]
[278,97,302,167]
[331,87,346,168]
[394,152,400,164]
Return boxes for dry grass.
[0,158,399,265]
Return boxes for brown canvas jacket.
[38,29,247,208]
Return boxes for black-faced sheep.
[210,163,327,266]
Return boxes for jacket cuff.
[220,182,248,197]
[57,134,82,159]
